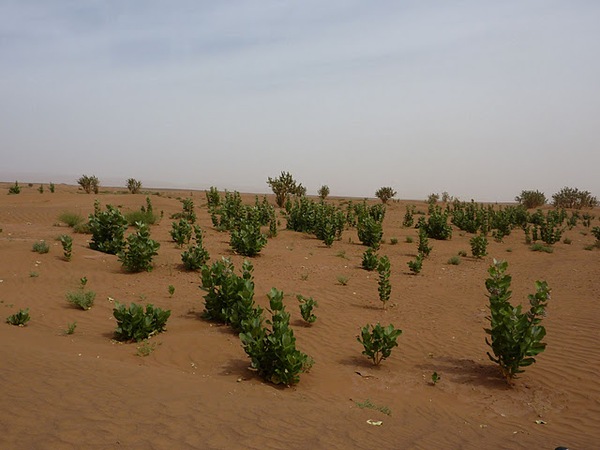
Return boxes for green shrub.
[417,227,432,257]
[59,235,73,260]
[389,237,398,245]
[407,253,423,274]
[181,225,210,270]
[49,183,55,193]
[206,187,221,209]
[118,223,160,272]
[267,171,306,208]
[230,218,268,257]
[113,302,171,342]
[361,248,379,271]
[6,308,30,326]
[32,240,49,254]
[200,258,262,332]
[357,323,402,366]
[484,260,550,382]
[375,187,396,204]
[447,256,461,265]
[592,226,600,241]
[403,205,415,228]
[240,288,312,385]
[405,236,413,244]
[168,285,175,297]
[170,218,193,247]
[552,187,597,209]
[8,181,21,195]
[126,178,142,194]
[458,250,467,257]
[337,275,349,286]
[423,206,452,240]
[88,201,127,254]
[65,322,77,335]
[125,197,157,226]
[77,175,99,194]
[318,185,330,200]
[470,235,488,258]
[38,184,44,194]
[357,214,383,249]
[297,295,318,324]
[377,256,392,308]
[515,190,546,209]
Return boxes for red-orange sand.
[1,183,599,449]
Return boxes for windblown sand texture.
[1,183,599,449]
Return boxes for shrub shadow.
[417,356,508,390]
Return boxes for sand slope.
[1,183,599,449]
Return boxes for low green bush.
[32,240,49,254]
[470,235,488,258]
[361,248,379,271]
[297,295,318,324]
[66,289,96,310]
[407,253,423,274]
[357,323,402,365]
[88,201,127,254]
[8,181,21,195]
[59,235,73,261]
[181,226,210,270]
[170,218,193,247]
[118,223,160,272]
[113,302,171,342]
[6,308,30,326]
[230,219,268,257]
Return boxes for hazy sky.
[1,1,599,201]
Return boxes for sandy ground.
[0,182,598,449]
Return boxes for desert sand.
[0,182,598,449]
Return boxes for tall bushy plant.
[377,256,391,308]
[417,227,432,257]
[357,323,402,366]
[88,201,127,254]
[484,260,550,383]
[423,206,452,240]
[267,171,306,208]
[181,226,210,270]
[170,218,193,247]
[552,187,597,209]
[515,190,546,209]
[318,185,330,200]
[239,288,312,385]
[77,175,99,194]
[230,216,268,257]
[470,235,488,258]
[126,178,142,194]
[375,187,396,204]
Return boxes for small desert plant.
[361,247,379,271]
[355,399,392,416]
[206,186,221,209]
[389,237,398,245]
[431,372,441,385]
[181,226,210,270]
[405,236,414,244]
[59,234,73,261]
[126,178,142,194]
[230,218,268,257]
[530,243,553,253]
[29,271,39,278]
[118,222,160,272]
[124,197,157,226]
[375,186,397,204]
[337,275,349,286]
[113,302,171,342]
[470,235,488,258]
[447,256,461,265]
[239,288,313,385]
[297,295,318,324]
[66,281,96,310]
[168,285,175,297]
[8,181,21,194]
[318,185,330,200]
[136,340,158,357]
[403,205,415,228]
[170,218,193,247]
[407,253,423,274]
[515,190,546,209]
[427,193,440,204]
[59,212,85,228]
[357,323,402,366]
[377,256,392,308]
[32,240,50,254]
[417,228,432,257]
[357,214,383,249]
[563,237,572,245]
[592,226,600,242]
[49,183,55,193]
[77,175,99,194]
[484,260,550,383]
[6,308,30,326]
[458,250,467,257]
[65,322,77,335]
[38,184,44,194]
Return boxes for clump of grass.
[335,250,349,260]
[300,273,309,281]
[505,248,513,253]
[168,285,175,297]
[447,256,460,265]
[32,240,49,254]
[136,340,158,357]
[337,275,349,286]
[73,222,90,234]
[405,236,414,244]
[29,271,39,278]
[355,399,391,416]
[530,243,554,253]
[66,290,96,310]
[65,322,77,335]
[458,250,467,257]
[389,237,398,245]
[563,237,572,245]
[58,212,85,228]
[584,244,595,251]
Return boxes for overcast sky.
[1,1,599,201]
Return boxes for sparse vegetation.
[65,322,77,335]
[66,280,96,310]
[377,256,392,308]
[552,187,597,209]
[77,175,99,194]
[407,253,423,274]
[8,181,21,195]
[59,212,85,228]
[447,256,461,265]
[59,234,73,261]
[318,185,330,200]
[515,190,546,209]
[337,275,349,286]
[126,178,142,194]
[267,171,306,208]
[297,295,318,324]
[32,240,49,254]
